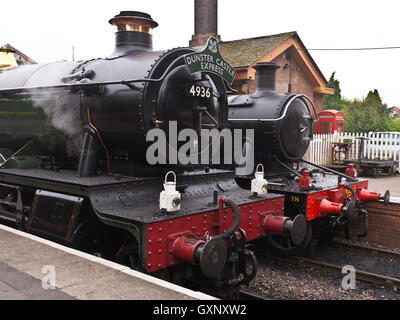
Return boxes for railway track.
[239,288,272,301]
[331,238,400,260]
[254,248,400,292]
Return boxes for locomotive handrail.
[0,78,161,95]
[228,94,319,123]
[0,55,186,96]
[0,77,161,95]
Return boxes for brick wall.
[231,51,323,113]
[272,54,314,100]
[343,201,400,250]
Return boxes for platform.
[0,224,216,300]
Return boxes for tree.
[322,72,344,111]
[341,89,397,133]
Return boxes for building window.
[321,122,331,134]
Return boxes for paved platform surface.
[0,224,216,300]
[362,174,400,198]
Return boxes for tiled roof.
[219,32,296,68]
[2,43,37,64]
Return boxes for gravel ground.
[308,240,400,279]
[249,251,399,300]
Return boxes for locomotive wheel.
[72,220,127,260]
[114,240,140,270]
[265,220,312,256]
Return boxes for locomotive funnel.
[109,11,158,56]
[253,62,280,93]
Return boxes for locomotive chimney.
[253,62,280,93]
[189,0,221,47]
[109,11,158,56]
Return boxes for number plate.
[185,85,212,99]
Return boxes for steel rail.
[331,238,400,260]
[239,288,272,301]
[270,253,400,291]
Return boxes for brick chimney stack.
[189,0,221,47]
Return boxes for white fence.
[309,132,400,172]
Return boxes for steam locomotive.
[228,63,390,255]
[0,11,389,298]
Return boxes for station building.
[0,43,36,70]
[189,0,334,114]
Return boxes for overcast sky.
[1,0,399,107]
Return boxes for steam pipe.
[357,209,369,238]
[215,198,241,241]
[339,183,358,202]
[77,132,100,177]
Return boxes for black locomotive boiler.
[228,62,390,255]
[0,11,307,298]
